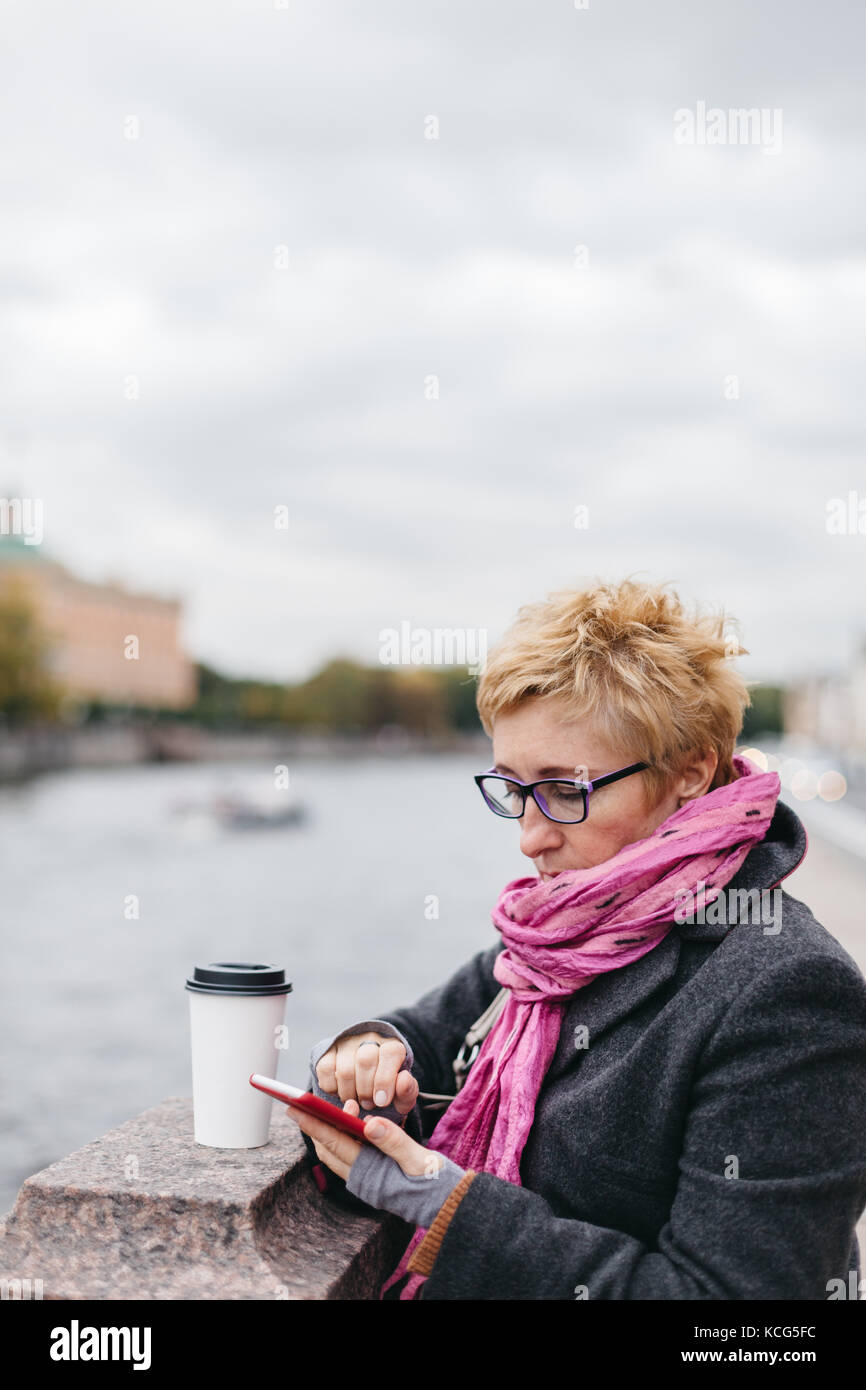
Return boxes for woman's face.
[489,695,692,878]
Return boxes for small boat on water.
[211,795,307,830]
[169,792,308,832]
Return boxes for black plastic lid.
[185,962,293,997]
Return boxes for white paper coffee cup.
[186,962,292,1148]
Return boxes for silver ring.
[356,1040,381,1049]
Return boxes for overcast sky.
[1,0,864,687]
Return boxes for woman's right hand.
[315,1030,419,1116]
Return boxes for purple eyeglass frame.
[474,761,649,824]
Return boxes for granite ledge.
[0,1096,413,1300]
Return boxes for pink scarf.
[379,753,782,1299]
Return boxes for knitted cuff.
[405,1170,478,1277]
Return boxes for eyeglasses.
[474,762,649,825]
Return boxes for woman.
[287,577,866,1300]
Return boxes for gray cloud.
[1,0,864,686]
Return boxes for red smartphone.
[249,1073,369,1140]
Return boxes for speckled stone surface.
[0,1097,413,1300]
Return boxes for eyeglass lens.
[479,777,587,823]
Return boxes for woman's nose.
[519,797,564,858]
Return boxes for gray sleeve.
[344,1142,467,1229]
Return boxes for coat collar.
[673,796,807,941]
[551,798,808,1064]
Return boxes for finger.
[353,1041,381,1109]
[334,1041,361,1103]
[311,1136,350,1182]
[370,1038,408,1107]
[362,1115,441,1178]
[315,1046,338,1095]
[343,1097,361,1117]
[286,1105,360,1178]
[393,1069,419,1116]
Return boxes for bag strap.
[416,986,510,1112]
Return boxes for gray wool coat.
[305,798,866,1300]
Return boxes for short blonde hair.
[476,577,752,804]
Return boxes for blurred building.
[784,647,866,753]
[0,533,196,709]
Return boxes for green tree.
[289,657,377,731]
[188,655,484,734]
[741,684,785,739]
[433,667,483,731]
[0,575,65,724]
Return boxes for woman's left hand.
[286,1097,443,1181]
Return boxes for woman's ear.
[675,749,719,806]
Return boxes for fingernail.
[366,1120,385,1139]
[361,1100,373,1110]
[374,1090,387,1106]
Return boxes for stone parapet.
[0,1097,412,1300]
